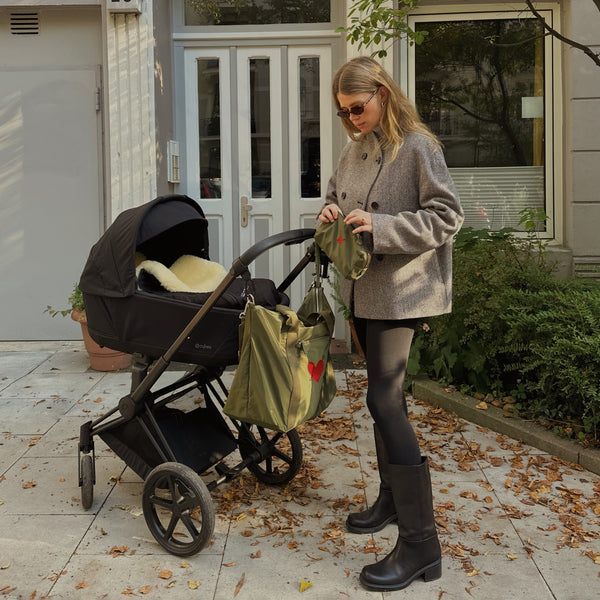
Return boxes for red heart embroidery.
[337,235,344,244]
[307,359,324,382]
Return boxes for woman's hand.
[318,204,341,223]
[344,209,372,234]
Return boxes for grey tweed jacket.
[325,131,464,320]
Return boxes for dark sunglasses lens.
[337,106,365,118]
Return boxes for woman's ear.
[379,86,389,105]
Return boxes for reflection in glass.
[300,57,321,198]
[185,0,330,25]
[249,59,271,198]
[197,59,221,199]
[415,19,546,231]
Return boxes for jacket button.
[362,153,368,160]
[371,202,379,210]
[376,254,384,261]
[341,192,346,199]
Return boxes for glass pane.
[185,1,330,25]
[197,59,221,199]
[415,19,546,231]
[250,58,271,198]
[300,57,321,198]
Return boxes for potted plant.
[45,284,131,371]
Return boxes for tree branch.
[525,0,600,67]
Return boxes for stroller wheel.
[239,426,303,485]
[142,462,215,557]
[80,453,94,510]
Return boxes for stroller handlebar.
[232,228,315,276]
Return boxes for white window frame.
[400,3,563,242]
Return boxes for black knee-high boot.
[359,457,441,591]
[346,424,396,533]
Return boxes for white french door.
[183,44,332,307]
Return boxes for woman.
[319,57,463,591]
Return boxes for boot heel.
[422,562,442,582]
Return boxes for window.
[409,11,556,234]
[184,0,330,26]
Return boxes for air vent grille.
[10,12,40,35]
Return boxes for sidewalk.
[1,341,599,599]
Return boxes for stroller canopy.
[80,195,209,299]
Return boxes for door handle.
[241,195,253,228]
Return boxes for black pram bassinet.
[75,194,321,557]
[79,194,287,365]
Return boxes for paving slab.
[0,396,80,436]
[0,455,124,516]
[47,553,222,599]
[0,514,95,599]
[0,434,31,476]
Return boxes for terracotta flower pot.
[71,310,131,371]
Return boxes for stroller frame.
[78,209,321,556]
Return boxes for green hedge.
[408,226,600,443]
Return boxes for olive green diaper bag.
[224,252,336,433]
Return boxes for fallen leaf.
[181,561,190,568]
[158,570,172,580]
[223,562,237,567]
[507,553,518,560]
[188,581,200,590]
[300,579,313,593]
[109,545,128,558]
[75,582,88,589]
[22,481,37,489]
[139,585,151,594]
[476,401,488,410]
[234,573,245,597]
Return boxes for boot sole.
[359,560,442,591]
[346,515,397,534]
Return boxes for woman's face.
[337,89,383,134]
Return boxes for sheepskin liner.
[136,255,228,293]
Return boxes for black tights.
[353,317,421,466]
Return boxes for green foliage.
[45,283,85,317]
[336,0,426,58]
[410,218,600,443]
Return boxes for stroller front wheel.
[239,426,303,485]
[142,462,215,556]
[80,453,94,510]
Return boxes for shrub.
[409,225,600,443]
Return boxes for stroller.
[77,194,322,556]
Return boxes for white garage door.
[0,10,103,340]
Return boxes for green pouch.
[314,212,370,280]
[224,254,336,432]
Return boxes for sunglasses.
[336,89,379,119]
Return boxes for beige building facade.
[0,0,598,340]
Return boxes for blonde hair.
[332,56,438,160]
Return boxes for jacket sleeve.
[372,139,464,255]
